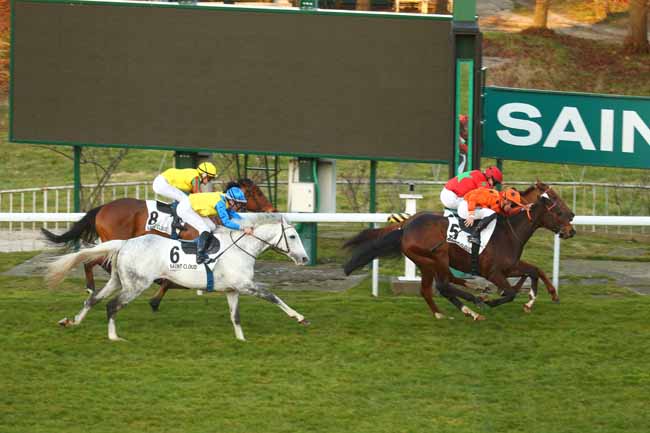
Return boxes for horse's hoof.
[474,314,487,321]
[58,318,72,327]
[149,301,160,313]
[552,296,560,303]
[109,336,128,342]
[523,305,532,313]
[85,288,94,295]
[298,319,310,326]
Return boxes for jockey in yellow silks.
[179,186,253,264]
[152,162,219,262]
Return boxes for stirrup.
[196,253,209,265]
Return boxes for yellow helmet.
[197,162,217,178]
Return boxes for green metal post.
[452,0,481,176]
[73,145,82,212]
[369,160,377,214]
[452,0,481,279]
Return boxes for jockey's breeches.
[440,188,463,210]
[153,175,189,203]
[458,201,496,220]
[176,198,215,234]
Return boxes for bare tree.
[356,0,371,11]
[434,0,449,14]
[340,162,369,212]
[531,0,552,29]
[46,146,129,210]
[623,0,649,54]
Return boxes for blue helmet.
[225,186,247,203]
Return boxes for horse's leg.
[518,260,559,302]
[419,270,446,320]
[149,279,171,312]
[407,246,482,320]
[242,284,309,326]
[436,277,486,321]
[83,260,97,294]
[59,273,122,327]
[225,290,245,341]
[106,290,137,342]
[442,278,488,308]
[483,273,518,308]
[429,247,485,321]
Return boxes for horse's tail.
[46,240,125,288]
[41,205,103,247]
[343,225,404,276]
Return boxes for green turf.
[1,263,648,433]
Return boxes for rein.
[250,221,292,255]
[215,220,292,262]
[205,232,247,264]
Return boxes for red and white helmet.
[484,166,503,185]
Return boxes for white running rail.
[2,213,650,294]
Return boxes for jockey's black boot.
[196,231,211,264]
[468,213,497,245]
[471,242,480,275]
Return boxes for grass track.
[1,270,649,433]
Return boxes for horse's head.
[522,181,576,239]
[237,178,278,212]
[252,215,309,265]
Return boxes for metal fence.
[1,179,649,251]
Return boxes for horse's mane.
[223,180,240,192]
[521,185,536,198]
[223,178,258,193]
[240,213,285,229]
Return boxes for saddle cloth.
[443,210,496,255]
[144,200,177,235]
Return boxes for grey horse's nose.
[302,256,309,264]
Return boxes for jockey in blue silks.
[217,186,250,232]
[187,186,253,264]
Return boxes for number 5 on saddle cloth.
[443,209,498,275]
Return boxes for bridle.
[228,219,294,259]
[507,186,571,240]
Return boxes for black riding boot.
[196,231,211,264]
[468,213,498,245]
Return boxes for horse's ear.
[536,179,549,191]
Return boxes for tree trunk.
[623,0,649,54]
[356,0,371,11]
[532,0,551,29]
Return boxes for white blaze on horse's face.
[284,225,310,265]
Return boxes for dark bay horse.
[343,181,575,321]
[42,178,276,308]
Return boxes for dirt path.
[478,0,640,42]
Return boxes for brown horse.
[343,181,575,321]
[42,178,276,308]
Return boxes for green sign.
[483,87,650,169]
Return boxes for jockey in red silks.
[440,166,504,212]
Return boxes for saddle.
[156,201,186,237]
[180,235,221,257]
